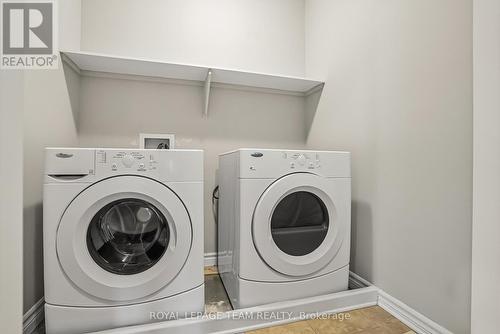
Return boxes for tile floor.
[33,267,414,334]
[204,265,219,276]
[246,306,414,334]
[204,266,233,313]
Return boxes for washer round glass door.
[86,198,169,275]
[56,176,192,302]
[252,173,346,277]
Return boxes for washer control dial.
[122,154,135,168]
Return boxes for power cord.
[212,185,219,224]
[156,142,170,149]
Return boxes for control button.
[111,163,118,170]
[97,151,107,163]
[122,154,134,167]
[290,162,296,169]
[297,154,306,166]
[139,163,145,169]
[308,162,315,169]
[250,166,256,171]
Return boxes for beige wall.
[21,0,82,314]
[81,0,305,76]
[0,71,24,334]
[77,0,309,255]
[23,3,477,333]
[23,0,307,315]
[23,63,79,313]
[472,0,500,332]
[59,0,82,51]
[77,74,308,254]
[305,1,472,333]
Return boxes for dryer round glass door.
[271,191,329,256]
[252,173,348,277]
[56,176,192,302]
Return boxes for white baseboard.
[89,286,379,333]
[203,254,452,334]
[23,298,44,334]
[35,256,453,334]
[378,290,453,334]
[346,272,453,334]
[204,252,217,267]
[348,271,372,289]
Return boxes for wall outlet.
[139,133,175,149]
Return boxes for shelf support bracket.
[203,69,212,118]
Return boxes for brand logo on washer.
[56,153,73,158]
[251,152,263,158]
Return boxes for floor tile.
[204,273,232,313]
[306,306,411,334]
[204,265,218,276]
[246,320,316,334]
[359,306,411,333]
[306,308,371,333]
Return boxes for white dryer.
[43,148,204,334]
[218,149,351,309]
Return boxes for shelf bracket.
[203,69,212,118]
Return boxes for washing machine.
[43,148,204,334]
[217,149,351,309]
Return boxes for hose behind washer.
[212,185,219,224]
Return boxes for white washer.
[218,149,351,309]
[43,148,204,334]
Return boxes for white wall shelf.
[61,50,324,117]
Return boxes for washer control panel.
[282,151,321,170]
[96,150,159,173]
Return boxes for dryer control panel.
[283,152,321,170]
[229,149,351,179]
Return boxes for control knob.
[122,154,135,168]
